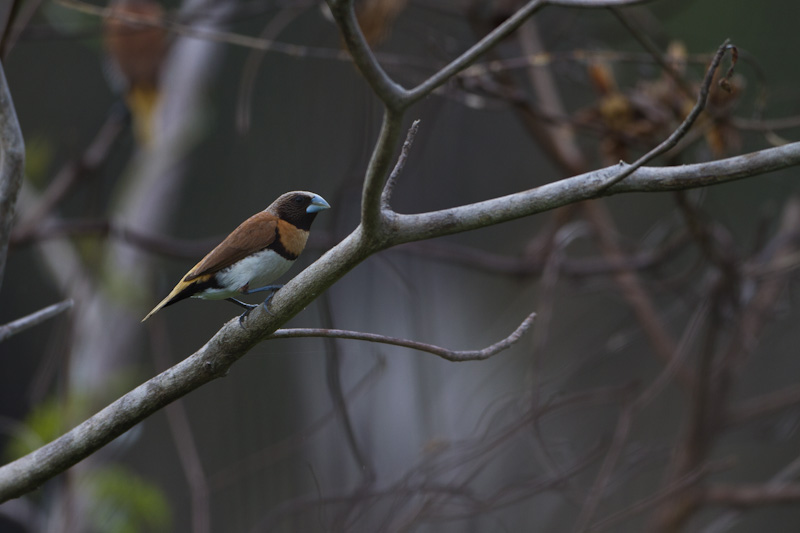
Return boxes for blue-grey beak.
[306,194,331,213]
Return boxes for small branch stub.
[382,119,421,210]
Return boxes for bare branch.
[149,323,210,533]
[547,0,647,4]
[703,483,800,507]
[58,0,352,61]
[574,401,635,532]
[317,292,376,485]
[633,299,710,410]
[583,202,692,387]
[728,384,800,426]
[609,8,696,99]
[589,459,736,532]
[325,0,406,108]
[12,105,127,241]
[0,61,24,293]
[392,231,688,277]
[12,218,217,260]
[2,134,800,504]
[4,0,800,508]
[0,300,74,343]
[388,140,800,243]
[403,0,647,107]
[5,131,798,501]
[326,0,648,110]
[701,454,800,532]
[14,219,690,277]
[0,320,260,502]
[381,119,420,209]
[268,312,536,362]
[403,0,544,106]
[361,109,405,236]
[209,359,384,490]
[597,39,735,191]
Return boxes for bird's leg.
[226,297,257,310]
[242,284,283,295]
[226,298,258,326]
[241,284,283,314]
[229,285,284,326]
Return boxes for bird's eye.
[293,196,305,204]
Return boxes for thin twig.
[597,40,736,191]
[150,322,210,533]
[11,105,127,241]
[381,119,420,209]
[515,17,586,173]
[404,0,647,107]
[209,359,384,490]
[327,0,648,110]
[703,483,800,506]
[12,218,218,260]
[163,400,211,533]
[573,401,635,533]
[633,299,709,410]
[235,7,307,134]
[0,300,74,343]
[318,291,376,485]
[609,8,695,99]
[268,312,536,362]
[403,0,545,107]
[325,0,405,108]
[59,0,351,60]
[728,384,800,427]
[589,460,735,532]
[582,202,692,386]
[701,454,800,532]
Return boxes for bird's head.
[268,191,330,230]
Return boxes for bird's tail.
[126,86,161,146]
[141,278,198,322]
[141,292,173,322]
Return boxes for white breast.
[196,249,294,300]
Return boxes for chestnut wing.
[184,212,278,281]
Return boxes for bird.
[142,191,330,323]
[103,0,168,144]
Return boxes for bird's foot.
[260,291,278,316]
[241,285,282,317]
[226,286,282,327]
[226,298,257,327]
[238,306,259,327]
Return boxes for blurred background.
[2,0,800,531]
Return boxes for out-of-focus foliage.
[3,397,63,463]
[87,466,170,533]
[23,136,54,188]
